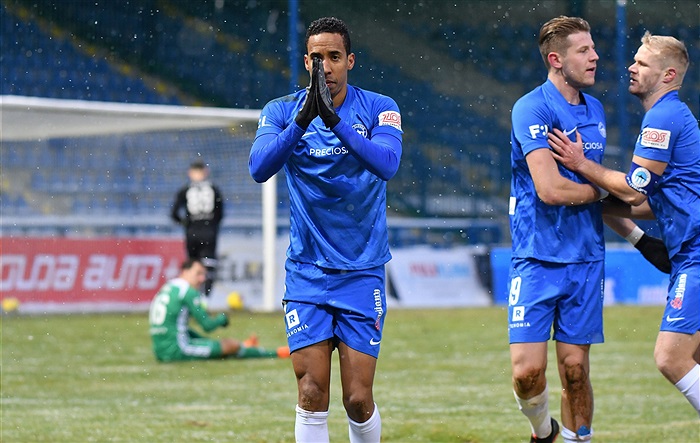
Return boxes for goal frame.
[1,95,281,312]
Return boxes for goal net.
[1,95,285,312]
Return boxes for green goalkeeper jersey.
[149,278,227,361]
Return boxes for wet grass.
[1,306,698,442]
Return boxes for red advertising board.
[1,237,185,312]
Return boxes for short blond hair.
[641,31,689,82]
[538,16,591,69]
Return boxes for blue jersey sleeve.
[249,94,306,182]
[511,96,551,156]
[632,92,700,258]
[333,121,402,181]
[633,102,676,164]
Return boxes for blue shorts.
[282,259,386,358]
[508,258,605,345]
[660,240,700,334]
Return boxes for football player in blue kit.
[549,32,700,418]
[249,17,402,443]
[509,16,670,443]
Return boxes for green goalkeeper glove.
[315,57,340,129]
[294,57,319,129]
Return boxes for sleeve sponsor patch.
[378,110,402,131]
[528,124,548,139]
[640,127,671,149]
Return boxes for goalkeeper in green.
[149,258,290,362]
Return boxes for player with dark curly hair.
[250,16,403,443]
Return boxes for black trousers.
[185,225,219,296]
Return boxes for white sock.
[514,385,551,438]
[348,403,381,443]
[295,405,329,443]
[561,425,593,442]
[674,363,700,416]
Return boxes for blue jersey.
[510,80,606,263]
[632,91,700,258]
[251,85,403,270]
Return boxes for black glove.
[315,57,340,129]
[294,57,319,129]
[635,233,671,274]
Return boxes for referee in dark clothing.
[171,160,224,297]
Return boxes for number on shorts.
[508,276,522,306]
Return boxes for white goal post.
[1,95,281,312]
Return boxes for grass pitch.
[2,306,698,442]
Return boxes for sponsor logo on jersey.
[509,305,530,329]
[309,146,349,156]
[353,123,368,138]
[285,308,300,328]
[563,127,577,137]
[285,308,310,337]
[528,124,548,139]
[670,273,686,309]
[378,111,402,130]
[512,306,525,322]
[373,288,384,330]
[583,142,604,151]
[640,127,671,149]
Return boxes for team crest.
[353,123,368,138]
[629,167,652,189]
[598,122,606,138]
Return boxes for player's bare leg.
[292,340,334,442]
[338,342,381,442]
[655,331,700,382]
[556,341,593,440]
[292,340,334,411]
[654,331,700,413]
[338,342,377,421]
[511,342,557,440]
[511,342,548,396]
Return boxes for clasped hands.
[295,57,340,130]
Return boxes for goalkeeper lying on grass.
[148,258,289,362]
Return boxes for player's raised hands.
[315,57,340,129]
[295,57,320,129]
[548,128,586,171]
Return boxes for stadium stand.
[0,5,182,104]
